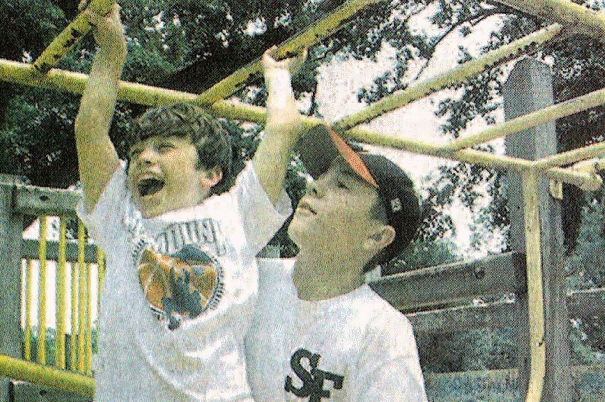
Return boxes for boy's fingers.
[84,8,104,26]
[78,0,91,12]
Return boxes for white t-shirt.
[78,162,291,401]
[245,259,428,402]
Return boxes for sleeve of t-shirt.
[354,314,428,402]
[231,163,292,254]
[76,161,131,253]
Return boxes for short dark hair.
[126,103,232,194]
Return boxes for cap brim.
[298,125,378,187]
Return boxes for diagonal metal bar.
[442,86,605,152]
[534,141,605,170]
[331,24,563,131]
[32,0,115,74]
[195,0,384,105]
[496,0,605,40]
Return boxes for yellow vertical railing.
[23,259,34,361]
[77,220,87,373]
[85,261,93,375]
[55,216,68,369]
[36,216,48,365]
[70,250,79,371]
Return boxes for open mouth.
[137,178,165,197]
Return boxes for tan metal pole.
[32,0,115,73]
[521,168,546,402]
[333,24,563,131]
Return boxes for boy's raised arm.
[252,47,306,205]
[75,4,125,212]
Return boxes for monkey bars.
[1,1,605,401]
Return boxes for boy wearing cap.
[245,125,428,401]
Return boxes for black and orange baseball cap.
[297,124,420,264]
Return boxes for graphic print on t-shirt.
[284,348,344,401]
[137,243,224,330]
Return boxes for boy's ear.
[200,166,223,187]
[363,225,396,253]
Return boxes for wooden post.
[0,176,24,401]
[503,58,570,401]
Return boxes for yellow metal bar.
[333,24,563,131]
[545,166,603,192]
[0,353,94,397]
[521,169,546,402]
[0,59,599,191]
[534,141,605,170]
[77,220,86,373]
[496,0,605,40]
[37,216,48,365]
[85,262,93,375]
[196,0,384,104]
[442,87,605,152]
[97,247,105,320]
[0,58,268,122]
[24,259,34,361]
[32,0,115,73]
[70,261,78,371]
[55,216,68,369]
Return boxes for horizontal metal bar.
[0,58,600,191]
[0,354,93,397]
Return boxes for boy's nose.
[137,146,158,164]
[306,178,324,198]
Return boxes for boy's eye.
[157,143,175,152]
[129,149,142,159]
[337,180,349,190]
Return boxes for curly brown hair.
[126,103,233,194]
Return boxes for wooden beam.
[407,288,605,334]
[369,252,526,311]
[13,185,81,216]
[21,239,99,264]
[407,301,518,333]
[503,58,570,402]
[568,288,605,318]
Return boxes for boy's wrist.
[265,68,292,89]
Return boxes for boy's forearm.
[75,45,124,212]
[253,67,303,204]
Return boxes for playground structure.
[1,0,605,401]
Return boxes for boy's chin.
[136,197,166,218]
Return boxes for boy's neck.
[292,252,365,301]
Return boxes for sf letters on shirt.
[285,349,345,401]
